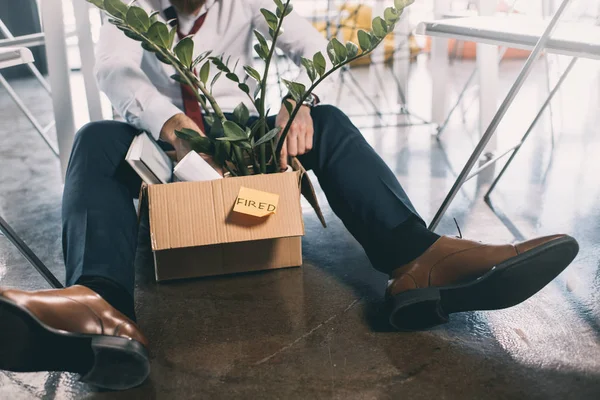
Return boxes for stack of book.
[125,132,221,184]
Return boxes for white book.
[126,133,173,185]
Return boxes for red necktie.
[177,13,208,133]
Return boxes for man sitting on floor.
[0,0,579,391]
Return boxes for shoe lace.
[453,218,463,239]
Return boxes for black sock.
[76,276,137,322]
[381,216,440,274]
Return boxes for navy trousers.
[62,105,422,297]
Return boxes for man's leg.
[295,105,439,273]
[62,121,142,321]
[0,121,150,390]
[296,105,578,330]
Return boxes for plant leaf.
[156,52,171,65]
[301,57,316,82]
[326,41,336,64]
[331,38,347,63]
[188,136,215,155]
[372,17,388,39]
[86,0,105,9]
[384,7,400,24]
[174,37,194,68]
[217,136,247,143]
[282,79,305,102]
[284,4,294,16]
[253,30,270,58]
[147,21,170,48]
[260,9,279,31]
[199,60,210,84]
[254,30,269,50]
[125,6,150,32]
[214,141,229,165]
[141,41,155,52]
[346,41,359,58]
[238,82,250,94]
[357,30,372,51]
[244,65,261,82]
[210,56,229,72]
[283,99,293,115]
[149,10,159,23]
[192,50,212,68]
[210,71,222,89]
[313,51,326,77]
[254,127,281,147]
[123,30,144,41]
[250,118,264,138]
[232,103,250,127]
[232,140,252,150]
[222,121,248,141]
[254,44,268,60]
[210,118,224,138]
[175,128,202,140]
[168,26,177,48]
[104,0,128,18]
[273,0,284,12]
[226,72,239,83]
[394,0,415,10]
[327,38,347,64]
[170,74,185,84]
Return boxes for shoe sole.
[389,236,579,331]
[0,296,150,391]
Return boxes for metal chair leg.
[0,215,63,288]
[428,0,573,231]
[0,73,59,156]
[484,57,578,200]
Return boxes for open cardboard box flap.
[142,158,325,252]
[290,157,327,229]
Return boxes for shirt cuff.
[139,95,183,141]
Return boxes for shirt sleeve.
[94,22,182,140]
[251,0,338,104]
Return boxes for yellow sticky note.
[233,187,279,218]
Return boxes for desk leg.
[73,0,104,122]
[431,0,450,128]
[477,0,498,153]
[40,0,76,180]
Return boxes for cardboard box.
[141,158,325,282]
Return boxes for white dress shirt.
[95,0,334,140]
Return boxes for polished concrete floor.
[1,56,599,399]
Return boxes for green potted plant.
[86,0,415,176]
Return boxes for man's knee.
[72,120,136,153]
[311,104,357,142]
[310,104,347,123]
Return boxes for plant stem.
[275,38,384,157]
[256,0,291,173]
[270,140,277,169]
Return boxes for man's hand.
[160,113,200,161]
[275,101,314,170]
[160,113,223,176]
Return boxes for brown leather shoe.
[387,234,579,330]
[0,285,150,390]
